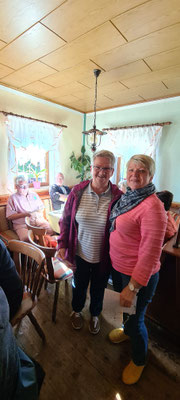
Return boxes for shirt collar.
[88,181,111,196]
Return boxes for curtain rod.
[103,121,172,131]
[0,110,67,128]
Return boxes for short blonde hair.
[92,150,115,167]
[127,154,155,177]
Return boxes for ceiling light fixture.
[82,69,107,152]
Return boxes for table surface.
[48,209,64,216]
[48,210,63,233]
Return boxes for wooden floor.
[16,281,180,400]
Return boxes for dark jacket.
[50,184,71,210]
[58,180,122,277]
[0,239,23,320]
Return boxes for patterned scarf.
[110,182,156,232]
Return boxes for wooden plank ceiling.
[0,0,180,113]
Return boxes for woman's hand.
[55,248,66,259]
[120,286,136,308]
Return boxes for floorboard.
[15,281,180,400]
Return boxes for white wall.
[0,85,84,193]
[86,97,180,202]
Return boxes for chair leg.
[44,280,48,290]
[37,276,44,297]
[52,281,60,323]
[28,311,46,341]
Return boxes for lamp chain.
[93,73,98,130]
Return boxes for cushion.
[43,235,58,248]
[169,211,180,227]
[51,257,73,280]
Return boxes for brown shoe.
[70,311,83,330]
[89,316,100,334]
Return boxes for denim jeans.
[111,268,159,366]
[72,256,106,316]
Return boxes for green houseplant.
[30,167,46,189]
[70,145,91,181]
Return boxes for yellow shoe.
[108,328,129,344]
[122,360,145,384]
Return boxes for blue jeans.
[111,268,159,366]
[72,256,106,316]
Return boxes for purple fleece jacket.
[58,180,122,275]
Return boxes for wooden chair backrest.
[28,230,57,281]
[8,239,45,299]
[173,223,180,248]
[25,216,47,246]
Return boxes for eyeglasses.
[17,184,28,189]
[93,166,113,172]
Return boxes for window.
[99,125,163,186]
[16,145,49,186]
[115,156,122,185]
[111,155,126,186]
[5,114,62,193]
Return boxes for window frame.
[15,147,50,188]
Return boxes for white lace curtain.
[5,114,62,192]
[98,125,163,184]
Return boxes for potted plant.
[70,145,91,181]
[30,167,46,189]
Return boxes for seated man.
[6,175,53,242]
[0,286,44,399]
[50,172,71,210]
[0,238,23,320]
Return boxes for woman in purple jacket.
[57,150,122,334]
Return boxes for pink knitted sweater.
[109,194,167,286]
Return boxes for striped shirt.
[75,183,112,263]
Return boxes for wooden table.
[162,232,180,309]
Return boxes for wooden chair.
[8,239,46,341]
[28,230,68,323]
[25,216,47,246]
[173,222,180,248]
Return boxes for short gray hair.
[92,150,115,167]
[127,154,155,177]
[15,175,27,186]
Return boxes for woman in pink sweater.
[109,154,167,385]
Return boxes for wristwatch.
[128,282,139,294]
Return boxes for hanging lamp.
[82,69,107,152]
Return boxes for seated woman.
[6,175,53,242]
[156,190,179,242]
[50,172,71,210]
